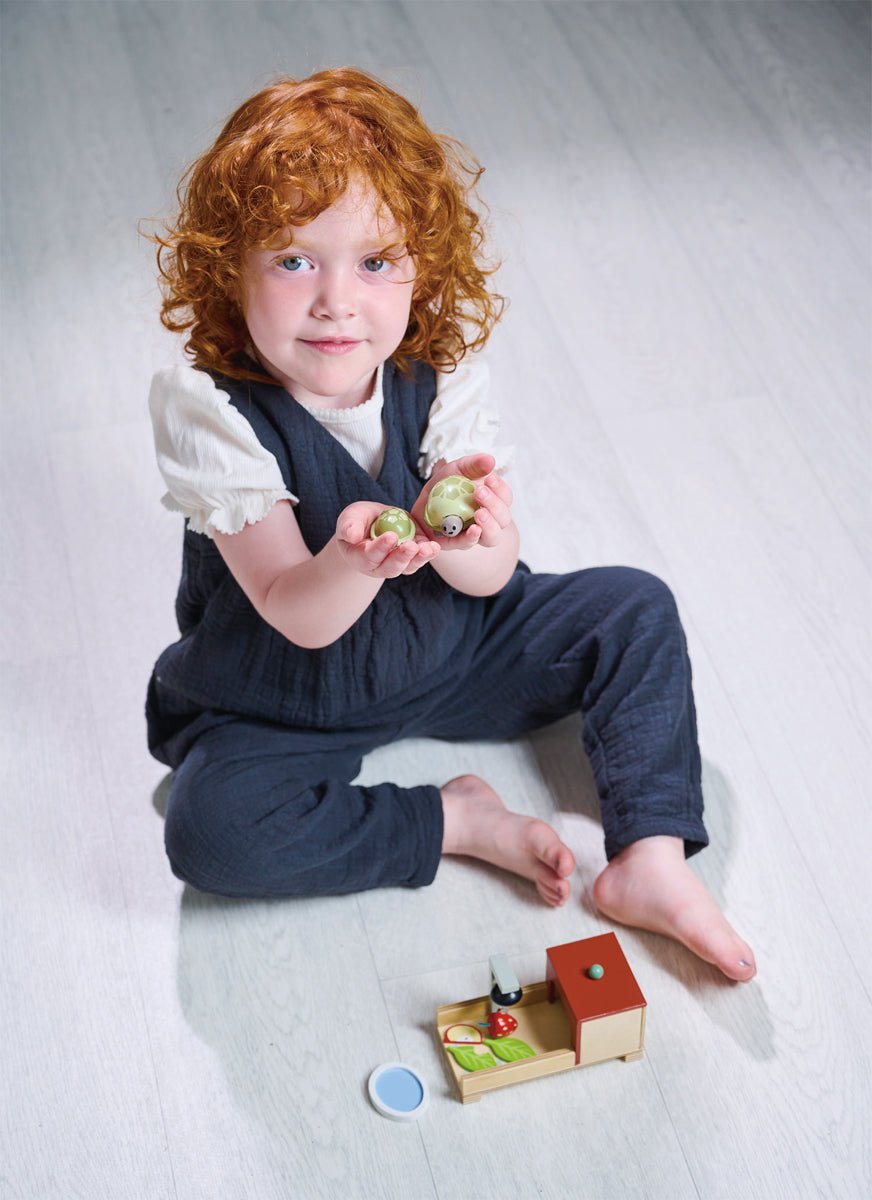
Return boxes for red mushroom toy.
[487,1010,518,1039]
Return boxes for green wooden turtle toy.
[369,507,416,544]
[423,475,479,537]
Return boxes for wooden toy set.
[436,933,646,1104]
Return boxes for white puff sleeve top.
[149,358,513,538]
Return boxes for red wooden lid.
[547,933,646,1021]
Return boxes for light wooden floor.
[2,2,870,1197]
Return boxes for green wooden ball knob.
[370,507,415,544]
[423,475,478,537]
[587,964,604,981]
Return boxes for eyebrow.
[252,226,408,258]
[285,234,406,251]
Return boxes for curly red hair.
[150,67,505,382]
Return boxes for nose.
[312,268,357,321]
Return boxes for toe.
[537,870,571,907]
[722,949,757,982]
[675,911,758,982]
[529,821,576,878]
[538,882,566,907]
[554,844,576,878]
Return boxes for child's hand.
[335,502,440,578]
[412,454,514,551]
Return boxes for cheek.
[387,282,415,330]
[240,295,267,344]
[243,283,295,340]
[238,276,260,333]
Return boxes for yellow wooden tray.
[436,981,578,1104]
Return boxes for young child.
[147,67,755,982]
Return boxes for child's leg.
[159,710,571,904]
[162,721,443,898]
[419,566,755,980]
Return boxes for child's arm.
[213,500,440,648]
[411,454,520,597]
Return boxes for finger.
[454,452,496,481]
[473,481,512,529]
[367,531,399,557]
[446,522,482,549]
[473,507,504,547]
[338,501,393,544]
[362,533,403,571]
[412,539,441,561]
[400,542,440,575]
[481,472,513,507]
[373,538,423,578]
[339,516,369,545]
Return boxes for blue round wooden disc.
[368,1063,429,1122]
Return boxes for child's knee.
[163,764,286,896]
[163,757,348,897]
[632,567,680,621]
[163,771,230,893]
[604,567,682,634]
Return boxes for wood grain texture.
[3,3,870,1198]
[678,0,871,265]
[546,0,872,566]
[0,660,174,1199]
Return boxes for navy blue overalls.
[147,359,708,897]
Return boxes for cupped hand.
[335,501,440,578]
[412,454,515,550]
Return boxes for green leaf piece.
[482,1037,536,1062]
[445,1045,497,1072]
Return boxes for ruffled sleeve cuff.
[417,358,515,479]
[158,488,296,536]
[148,365,297,538]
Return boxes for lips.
[302,338,362,355]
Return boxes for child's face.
[241,179,415,408]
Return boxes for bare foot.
[592,836,757,982]
[441,774,576,907]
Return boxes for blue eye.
[278,255,310,272]
[363,257,389,274]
